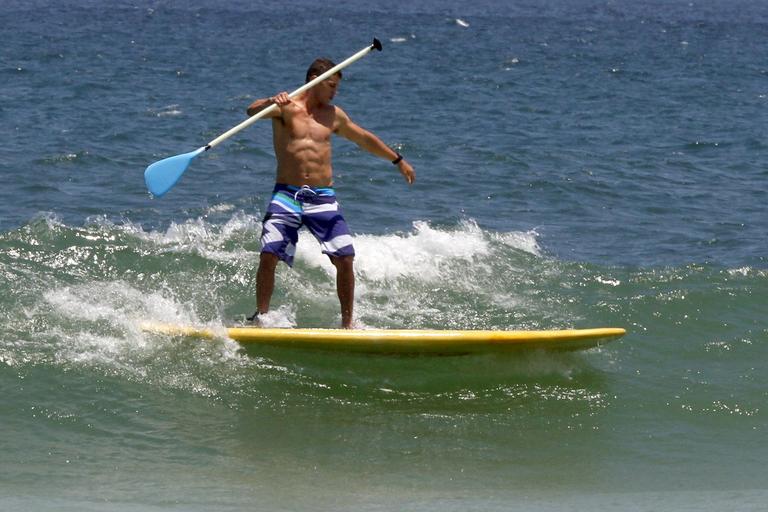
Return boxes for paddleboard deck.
[141,323,626,354]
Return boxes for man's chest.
[284,107,336,141]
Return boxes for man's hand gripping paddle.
[144,38,383,197]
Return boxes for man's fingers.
[400,165,415,185]
[271,92,291,105]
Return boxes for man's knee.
[330,254,354,269]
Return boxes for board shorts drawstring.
[293,185,317,202]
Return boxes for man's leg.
[256,252,280,316]
[330,255,355,328]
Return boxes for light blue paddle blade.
[144,146,206,197]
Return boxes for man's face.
[314,75,340,103]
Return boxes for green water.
[2,216,766,510]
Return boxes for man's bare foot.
[246,312,263,327]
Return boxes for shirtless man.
[246,58,415,328]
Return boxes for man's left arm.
[335,107,415,185]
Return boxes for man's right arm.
[246,92,291,117]
[246,98,268,116]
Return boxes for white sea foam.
[103,212,262,263]
[248,306,296,328]
[205,203,236,214]
[43,280,204,333]
[727,266,766,277]
[39,281,251,390]
[60,214,546,330]
[105,214,539,281]
[490,229,541,256]
[281,219,543,327]
[295,219,535,282]
[149,104,182,117]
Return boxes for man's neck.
[305,91,329,111]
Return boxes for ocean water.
[1,0,766,510]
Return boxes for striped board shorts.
[259,184,355,266]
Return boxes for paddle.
[144,38,383,197]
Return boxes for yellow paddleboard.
[142,323,626,354]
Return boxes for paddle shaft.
[204,38,382,151]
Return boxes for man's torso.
[273,99,338,187]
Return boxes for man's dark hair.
[306,58,341,83]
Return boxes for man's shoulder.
[333,104,350,120]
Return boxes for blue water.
[2,1,766,510]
